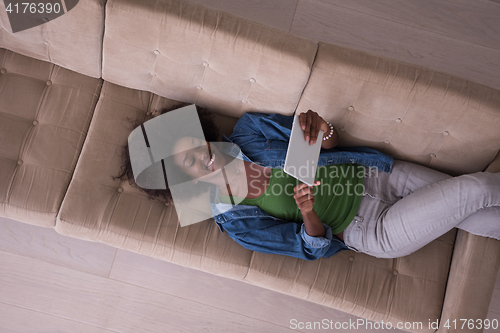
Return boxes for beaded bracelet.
[322,121,335,141]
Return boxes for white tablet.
[284,114,323,186]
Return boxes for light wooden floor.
[1,217,500,332]
[1,217,498,332]
[186,0,500,90]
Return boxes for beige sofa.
[1,0,500,331]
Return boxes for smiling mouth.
[207,153,215,168]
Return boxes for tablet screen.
[283,114,323,186]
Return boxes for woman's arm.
[229,112,294,142]
[293,181,325,237]
[218,212,344,260]
[229,111,339,148]
[302,210,326,237]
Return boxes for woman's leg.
[456,206,500,239]
[344,160,500,258]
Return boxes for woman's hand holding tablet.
[299,110,338,149]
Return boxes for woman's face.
[171,137,226,183]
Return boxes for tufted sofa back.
[101,0,317,118]
[0,0,105,78]
[298,43,500,176]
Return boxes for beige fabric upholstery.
[57,82,253,279]
[297,43,500,176]
[0,0,105,78]
[0,48,101,227]
[102,0,317,117]
[244,232,456,331]
[486,151,500,173]
[438,231,500,333]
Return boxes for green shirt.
[220,164,364,234]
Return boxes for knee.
[461,173,499,198]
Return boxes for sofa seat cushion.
[57,81,253,279]
[101,0,317,117]
[0,48,102,227]
[245,231,456,331]
[0,0,106,78]
[298,43,500,176]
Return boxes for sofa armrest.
[485,151,500,173]
[438,231,500,332]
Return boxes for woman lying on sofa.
[121,106,500,261]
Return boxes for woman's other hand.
[293,181,325,237]
[293,181,320,214]
[298,110,338,149]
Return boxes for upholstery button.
[203,61,209,67]
[242,99,248,104]
[151,72,156,77]
[393,270,399,276]
[443,131,450,136]
[249,78,256,83]
[430,154,437,158]
[154,50,160,55]
[349,256,354,262]
[348,106,354,111]
[165,201,170,207]
[17,160,23,166]
[396,118,402,123]
[117,187,124,193]
[146,111,152,116]
[340,128,345,132]
[384,139,390,144]
[196,86,202,90]
[0,68,6,74]
[32,120,39,126]
[44,41,50,46]
[46,80,52,86]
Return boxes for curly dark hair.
[115,105,220,204]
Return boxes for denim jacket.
[210,112,393,260]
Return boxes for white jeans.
[343,160,500,258]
